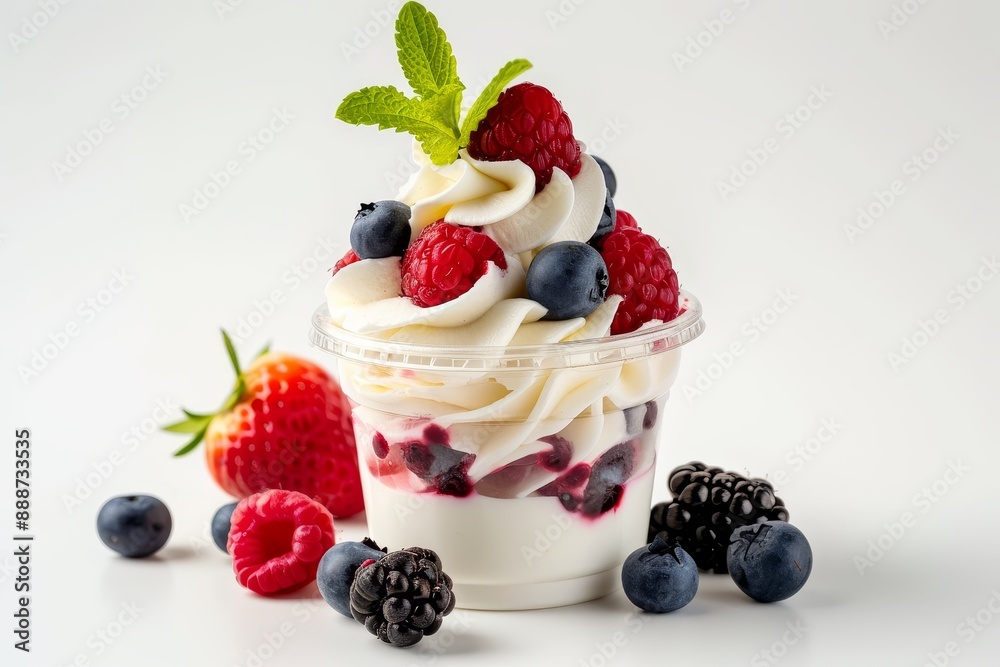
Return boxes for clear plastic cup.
[310,291,704,610]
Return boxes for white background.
[2,0,999,665]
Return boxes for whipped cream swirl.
[324,144,679,482]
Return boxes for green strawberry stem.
[335,1,531,166]
[163,330,267,457]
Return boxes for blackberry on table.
[649,461,789,573]
[349,546,456,647]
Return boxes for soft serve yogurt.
[318,8,701,608]
[315,143,702,609]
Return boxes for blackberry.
[649,461,789,573]
[349,546,456,647]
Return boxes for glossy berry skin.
[614,209,639,232]
[590,209,639,253]
[650,461,789,573]
[350,547,455,647]
[622,533,699,613]
[526,241,609,320]
[588,189,617,243]
[600,226,680,335]
[211,502,238,553]
[318,539,387,617]
[204,353,363,518]
[727,521,812,602]
[97,495,172,558]
[467,82,581,193]
[350,201,412,259]
[227,490,336,596]
[401,221,507,307]
[593,156,617,198]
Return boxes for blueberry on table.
[317,539,387,618]
[350,201,412,259]
[527,241,609,320]
[97,495,172,558]
[727,521,812,602]
[622,532,699,613]
[211,502,238,553]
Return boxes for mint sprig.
[459,58,533,147]
[395,1,461,99]
[336,84,463,165]
[335,1,531,166]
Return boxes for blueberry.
[400,441,475,497]
[622,533,699,613]
[527,241,609,320]
[537,435,572,472]
[727,521,812,602]
[593,156,617,198]
[581,441,635,516]
[211,502,238,553]
[97,495,172,558]
[588,189,617,242]
[350,201,411,259]
[318,539,387,617]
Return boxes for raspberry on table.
[227,489,336,596]
[600,226,680,335]
[467,82,581,193]
[401,221,507,307]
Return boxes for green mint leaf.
[395,1,462,99]
[459,58,532,147]
[336,85,461,165]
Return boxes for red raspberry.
[228,489,335,596]
[332,249,360,275]
[600,227,680,335]
[591,209,640,253]
[467,82,581,193]
[615,210,639,231]
[401,221,507,307]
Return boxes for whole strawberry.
[165,331,363,517]
[467,82,581,193]
[600,225,681,335]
